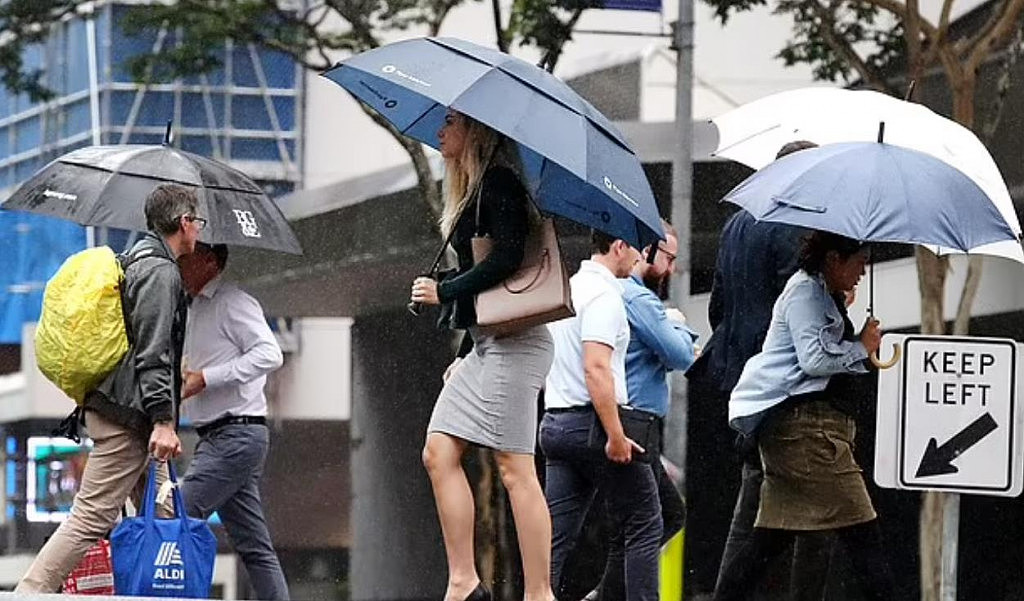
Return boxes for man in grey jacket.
[17,183,202,593]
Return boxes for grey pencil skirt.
[427,325,554,454]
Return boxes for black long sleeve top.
[437,166,529,355]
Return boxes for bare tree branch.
[492,0,509,52]
[981,18,1024,142]
[538,7,586,72]
[967,0,1024,74]
[354,100,443,221]
[427,0,463,36]
[809,0,890,90]
[936,0,956,45]
[905,0,924,83]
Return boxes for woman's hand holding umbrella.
[861,317,882,356]
[411,276,440,306]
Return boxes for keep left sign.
[875,334,1024,497]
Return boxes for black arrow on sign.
[915,413,999,478]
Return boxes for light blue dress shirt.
[729,270,869,435]
[622,275,697,417]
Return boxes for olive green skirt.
[755,399,876,531]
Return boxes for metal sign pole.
[85,3,102,250]
[941,492,960,601]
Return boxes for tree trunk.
[476,449,497,589]
[358,101,444,222]
[953,256,985,335]
[916,246,948,601]
[919,68,977,601]
[916,247,948,336]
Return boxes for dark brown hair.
[798,230,868,276]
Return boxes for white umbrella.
[711,87,1024,263]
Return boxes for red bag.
[63,539,115,595]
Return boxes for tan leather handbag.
[471,188,574,337]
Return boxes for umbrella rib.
[60,161,265,195]
[402,103,442,141]
[713,123,783,156]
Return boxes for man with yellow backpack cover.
[17,183,202,593]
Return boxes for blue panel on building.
[0,213,85,343]
[259,50,296,89]
[232,96,271,130]
[65,19,91,94]
[1,2,301,345]
[181,93,224,129]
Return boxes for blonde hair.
[439,113,508,236]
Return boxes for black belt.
[547,405,593,414]
[195,415,266,437]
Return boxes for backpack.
[34,246,135,404]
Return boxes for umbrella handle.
[870,343,901,369]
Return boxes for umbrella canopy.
[322,36,663,249]
[1,145,303,255]
[723,142,1020,260]
[711,87,1023,262]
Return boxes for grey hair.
[145,184,198,236]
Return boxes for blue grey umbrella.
[322,37,663,249]
[725,140,1022,369]
[723,141,1019,258]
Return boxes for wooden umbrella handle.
[870,343,902,369]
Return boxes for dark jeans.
[181,424,290,601]
[594,428,686,601]
[713,520,895,601]
[540,410,662,601]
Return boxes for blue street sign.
[598,0,662,11]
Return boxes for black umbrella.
[1,128,302,255]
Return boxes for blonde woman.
[410,109,556,601]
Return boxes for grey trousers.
[181,423,289,601]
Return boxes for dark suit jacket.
[688,210,806,394]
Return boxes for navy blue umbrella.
[322,37,664,249]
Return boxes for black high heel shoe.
[461,582,492,601]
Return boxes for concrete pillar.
[349,308,453,600]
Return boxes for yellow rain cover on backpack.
[35,246,129,404]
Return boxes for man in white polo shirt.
[540,230,662,601]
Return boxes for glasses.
[657,246,677,262]
[182,214,208,230]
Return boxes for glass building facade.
[0,2,303,342]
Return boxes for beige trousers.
[17,409,172,593]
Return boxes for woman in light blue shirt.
[714,231,896,600]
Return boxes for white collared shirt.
[183,276,283,427]
[545,260,630,409]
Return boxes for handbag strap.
[424,183,481,277]
[425,143,509,276]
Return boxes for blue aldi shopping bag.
[110,460,217,597]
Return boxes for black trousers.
[713,520,896,601]
[715,441,837,600]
